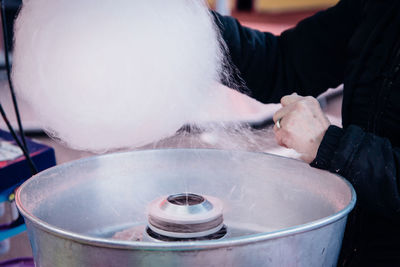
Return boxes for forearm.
[213,13,284,102]
[213,0,362,103]
[311,125,400,219]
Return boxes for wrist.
[310,125,344,169]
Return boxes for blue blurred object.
[0,257,34,267]
[0,130,55,192]
[0,129,55,241]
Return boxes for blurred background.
[209,0,338,13]
[208,0,338,34]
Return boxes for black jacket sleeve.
[311,125,400,219]
[216,1,400,220]
[214,0,363,103]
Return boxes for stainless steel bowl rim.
[16,148,357,251]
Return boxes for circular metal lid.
[147,193,224,238]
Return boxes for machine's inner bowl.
[16,149,355,248]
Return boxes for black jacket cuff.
[310,125,344,170]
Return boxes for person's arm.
[213,0,363,103]
[270,92,400,219]
[311,126,400,219]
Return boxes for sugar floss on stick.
[12,0,237,152]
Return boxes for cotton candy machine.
[16,149,355,267]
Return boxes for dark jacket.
[214,1,400,266]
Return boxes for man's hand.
[273,93,331,163]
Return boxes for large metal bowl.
[16,149,356,267]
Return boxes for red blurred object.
[232,9,321,34]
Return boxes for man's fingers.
[273,94,331,163]
[274,127,290,148]
[281,93,302,107]
[273,105,291,123]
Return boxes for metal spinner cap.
[147,193,224,239]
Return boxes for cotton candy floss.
[12,0,233,152]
